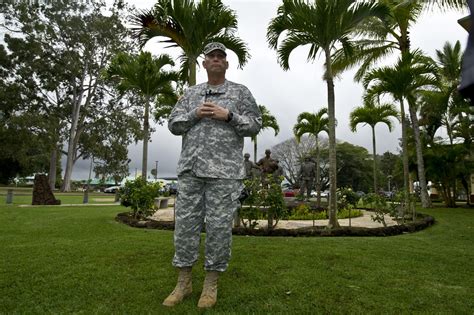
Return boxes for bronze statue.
[243,153,259,179]
[298,157,316,200]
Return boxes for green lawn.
[0,188,117,205]
[0,204,472,314]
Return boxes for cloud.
[69,0,468,180]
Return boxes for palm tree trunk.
[142,97,150,181]
[407,102,432,208]
[188,56,197,86]
[325,49,340,229]
[399,98,410,214]
[371,126,378,193]
[253,136,257,163]
[315,136,322,209]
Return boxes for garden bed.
[115,212,435,237]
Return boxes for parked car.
[104,186,121,193]
[310,190,329,198]
[379,191,395,199]
[283,188,298,197]
[165,182,178,195]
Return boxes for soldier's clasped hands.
[197,102,229,121]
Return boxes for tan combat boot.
[197,271,219,308]
[162,267,193,307]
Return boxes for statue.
[243,153,259,179]
[256,149,278,186]
[298,157,316,200]
[272,159,284,183]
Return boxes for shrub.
[239,175,287,230]
[288,204,327,220]
[286,203,363,220]
[338,187,360,208]
[119,178,161,219]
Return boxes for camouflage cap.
[203,42,227,56]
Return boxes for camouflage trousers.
[172,173,243,272]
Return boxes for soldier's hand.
[197,102,230,121]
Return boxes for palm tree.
[335,0,466,208]
[419,41,465,144]
[252,105,279,163]
[267,0,388,228]
[339,0,467,81]
[363,50,437,208]
[293,108,329,209]
[349,100,398,193]
[130,0,249,86]
[105,51,179,180]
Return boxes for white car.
[104,186,121,193]
[311,190,329,198]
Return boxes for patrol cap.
[203,42,227,56]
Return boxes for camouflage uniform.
[168,79,261,272]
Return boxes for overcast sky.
[70,0,469,180]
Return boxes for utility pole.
[155,161,158,179]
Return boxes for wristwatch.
[226,111,233,122]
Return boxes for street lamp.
[155,160,158,180]
[387,175,393,192]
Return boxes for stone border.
[115,212,435,237]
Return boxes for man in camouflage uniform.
[164,42,262,308]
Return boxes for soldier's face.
[203,50,228,74]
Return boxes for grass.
[0,188,117,205]
[0,202,472,314]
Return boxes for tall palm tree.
[130,0,249,86]
[419,41,465,144]
[293,108,329,209]
[105,51,179,180]
[267,0,388,228]
[363,50,437,207]
[253,105,279,163]
[349,100,398,193]
[335,0,466,208]
[338,0,466,81]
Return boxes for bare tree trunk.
[407,102,432,208]
[371,126,378,193]
[325,49,340,229]
[48,146,57,191]
[61,99,82,192]
[142,97,150,180]
[61,61,90,192]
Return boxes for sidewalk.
[150,208,397,229]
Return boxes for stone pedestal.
[32,174,61,205]
[6,189,13,204]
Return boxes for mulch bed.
[115,212,435,237]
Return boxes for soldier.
[273,159,284,183]
[165,42,262,308]
[243,153,258,179]
[299,157,316,200]
[257,149,278,186]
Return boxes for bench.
[154,197,172,209]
